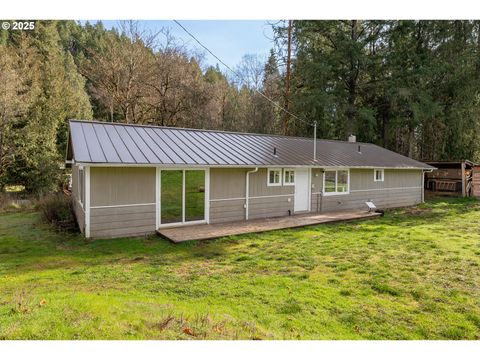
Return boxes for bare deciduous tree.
[82,21,159,124]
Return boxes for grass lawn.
[0,197,480,340]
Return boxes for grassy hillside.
[0,198,479,339]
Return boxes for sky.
[84,20,276,69]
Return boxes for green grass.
[1,197,480,339]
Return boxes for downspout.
[245,167,259,220]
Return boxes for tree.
[0,42,37,190]
[2,21,92,194]
[280,20,480,161]
[81,22,156,124]
[143,50,207,127]
[255,49,282,134]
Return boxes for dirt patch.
[402,207,432,216]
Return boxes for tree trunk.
[346,20,358,138]
[407,126,415,158]
[283,20,292,135]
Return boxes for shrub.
[37,194,78,232]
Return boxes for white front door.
[294,168,310,212]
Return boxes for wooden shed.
[473,165,480,198]
[424,161,475,197]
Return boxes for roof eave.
[72,162,433,170]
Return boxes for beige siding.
[90,167,155,206]
[209,199,245,223]
[72,164,79,199]
[209,168,245,223]
[350,169,422,190]
[249,195,293,220]
[311,168,423,212]
[89,167,156,238]
[90,205,156,238]
[321,188,421,212]
[249,168,295,197]
[209,167,295,223]
[311,169,324,212]
[73,197,85,233]
[210,168,246,199]
[71,165,85,233]
[311,168,323,192]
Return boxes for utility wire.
[173,20,314,127]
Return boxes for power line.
[172,20,314,128]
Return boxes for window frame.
[157,167,210,229]
[283,169,295,186]
[322,169,350,196]
[267,168,282,187]
[374,168,385,182]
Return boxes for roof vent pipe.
[358,145,361,153]
[273,147,277,156]
[348,134,356,143]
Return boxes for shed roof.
[67,120,434,169]
[426,160,475,168]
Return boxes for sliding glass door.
[160,169,206,226]
[185,170,205,222]
[160,170,183,224]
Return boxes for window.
[267,168,282,186]
[323,169,349,195]
[283,169,295,185]
[337,170,348,192]
[374,169,384,182]
[324,171,336,193]
[160,169,206,225]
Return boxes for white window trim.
[267,168,282,187]
[374,168,385,182]
[322,169,350,196]
[283,168,295,185]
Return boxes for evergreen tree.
[3,21,92,194]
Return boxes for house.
[66,120,434,238]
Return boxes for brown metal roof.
[67,120,434,169]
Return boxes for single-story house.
[66,120,434,238]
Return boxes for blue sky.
[84,20,275,69]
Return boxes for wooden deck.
[157,211,381,243]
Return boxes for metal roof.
[426,160,476,168]
[67,120,434,169]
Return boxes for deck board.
[157,211,381,243]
